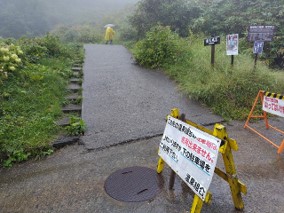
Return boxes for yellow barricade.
[157,108,247,213]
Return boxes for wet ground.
[0,44,284,213]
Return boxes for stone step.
[62,104,82,113]
[66,93,81,102]
[70,78,81,84]
[72,71,81,77]
[56,117,70,127]
[72,67,82,72]
[67,84,81,92]
[52,136,80,148]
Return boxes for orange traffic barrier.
[244,90,284,154]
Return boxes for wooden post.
[231,55,234,65]
[254,53,258,68]
[169,170,176,190]
[211,44,215,65]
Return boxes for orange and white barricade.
[244,90,284,154]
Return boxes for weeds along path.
[81,44,223,150]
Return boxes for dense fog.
[0,0,139,38]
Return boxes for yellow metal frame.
[157,108,247,213]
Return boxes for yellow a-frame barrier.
[157,108,247,213]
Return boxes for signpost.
[248,26,276,42]
[253,41,264,54]
[226,34,238,65]
[204,36,220,65]
[248,26,275,67]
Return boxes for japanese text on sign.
[248,26,275,42]
[262,95,284,118]
[204,36,220,46]
[158,116,222,201]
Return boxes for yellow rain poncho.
[105,27,115,42]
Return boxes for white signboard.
[262,95,284,118]
[226,34,238,55]
[158,116,222,201]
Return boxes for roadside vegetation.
[130,26,284,120]
[0,35,83,167]
[120,0,284,120]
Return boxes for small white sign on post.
[226,34,238,55]
[158,116,222,201]
[262,95,284,118]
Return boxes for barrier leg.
[157,157,164,173]
[222,145,245,210]
[190,194,203,213]
[277,140,284,154]
[190,193,212,213]
[214,124,245,210]
[244,90,263,128]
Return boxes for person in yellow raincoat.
[105,27,115,44]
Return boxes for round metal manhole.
[104,166,162,202]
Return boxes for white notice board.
[158,116,222,201]
[262,95,284,118]
[226,34,238,55]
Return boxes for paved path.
[82,44,223,150]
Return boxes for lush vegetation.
[122,0,284,68]
[131,26,284,120]
[121,0,284,121]
[133,26,190,68]
[0,35,83,167]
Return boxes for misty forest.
[0,0,284,166]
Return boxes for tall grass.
[133,30,284,120]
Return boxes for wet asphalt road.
[0,44,284,213]
[81,44,222,150]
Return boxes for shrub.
[65,116,86,136]
[17,37,48,63]
[132,25,190,68]
[0,43,23,82]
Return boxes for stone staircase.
[53,61,84,148]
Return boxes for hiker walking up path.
[81,44,222,150]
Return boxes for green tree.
[192,0,284,36]
[191,0,284,67]
[129,0,202,39]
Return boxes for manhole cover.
[104,166,162,202]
